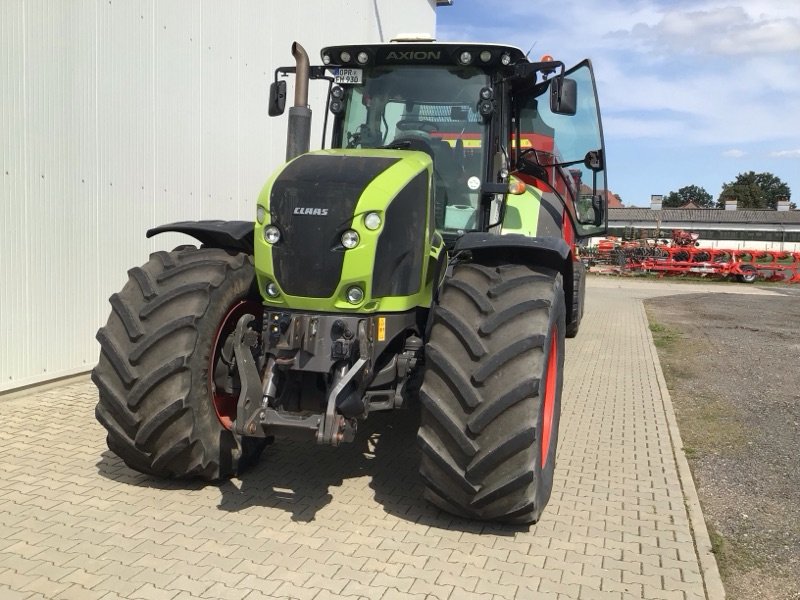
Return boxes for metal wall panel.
[1,0,29,388]
[0,0,436,392]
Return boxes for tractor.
[93,38,608,524]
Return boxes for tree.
[754,172,792,208]
[663,185,714,208]
[717,171,792,209]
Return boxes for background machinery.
[586,230,800,283]
[93,39,608,523]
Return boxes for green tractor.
[93,39,608,524]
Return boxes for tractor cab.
[324,43,504,235]
[270,41,608,242]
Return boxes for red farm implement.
[585,230,800,283]
[637,246,800,283]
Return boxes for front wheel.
[419,262,565,524]
[92,246,266,480]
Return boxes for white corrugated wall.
[0,0,437,392]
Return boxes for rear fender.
[146,220,254,254]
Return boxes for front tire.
[92,246,266,480]
[419,262,565,524]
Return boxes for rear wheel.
[92,246,266,480]
[419,262,565,524]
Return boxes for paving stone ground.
[2,276,771,600]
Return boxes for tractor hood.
[254,149,436,312]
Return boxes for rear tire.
[566,261,585,338]
[92,246,266,480]
[419,262,565,523]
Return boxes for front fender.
[454,232,570,272]
[454,232,578,329]
[146,220,254,254]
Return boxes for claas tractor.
[93,39,608,524]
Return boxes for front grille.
[270,154,399,298]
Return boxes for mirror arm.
[514,160,547,181]
[512,60,564,80]
[592,194,604,226]
[273,65,330,83]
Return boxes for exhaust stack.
[286,42,312,161]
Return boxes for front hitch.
[230,314,270,437]
[318,359,367,446]
[230,313,365,445]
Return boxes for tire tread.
[93,247,263,480]
[419,261,564,523]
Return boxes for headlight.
[346,286,364,304]
[364,212,382,231]
[458,51,472,65]
[264,225,281,244]
[265,282,280,297]
[341,230,360,249]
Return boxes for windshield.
[334,66,490,233]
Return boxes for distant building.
[606,190,624,208]
[581,185,623,208]
[605,195,800,251]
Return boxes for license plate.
[333,68,363,84]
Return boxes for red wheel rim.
[209,300,261,430]
[541,326,558,468]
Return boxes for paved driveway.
[2,277,773,599]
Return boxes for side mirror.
[584,149,604,172]
[268,80,287,116]
[550,77,577,116]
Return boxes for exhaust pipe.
[286,42,312,161]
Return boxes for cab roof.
[320,42,527,69]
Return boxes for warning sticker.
[377,317,386,342]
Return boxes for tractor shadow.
[95,407,523,535]
[216,408,522,536]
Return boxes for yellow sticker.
[377,317,386,342]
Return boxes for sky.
[436,0,800,207]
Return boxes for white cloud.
[723,149,746,158]
[437,1,800,146]
[629,6,800,56]
[770,149,800,158]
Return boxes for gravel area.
[645,287,800,600]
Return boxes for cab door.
[514,60,608,239]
